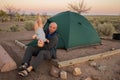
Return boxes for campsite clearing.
[0,31,120,80]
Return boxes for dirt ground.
[0,30,120,80]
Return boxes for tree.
[0,10,9,22]
[0,10,7,17]
[15,12,21,22]
[4,4,20,21]
[68,0,91,14]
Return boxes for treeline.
[0,10,50,23]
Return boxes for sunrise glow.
[0,0,120,15]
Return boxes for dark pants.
[22,46,52,70]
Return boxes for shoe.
[18,69,30,77]
[18,63,29,71]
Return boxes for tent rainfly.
[44,11,101,50]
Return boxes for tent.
[44,11,101,50]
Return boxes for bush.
[24,20,34,31]
[93,19,100,28]
[96,23,116,36]
[0,28,2,31]
[113,23,120,32]
[10,24,20,32]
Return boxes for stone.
[0,45,17,72]
[110,48,115,51]
[100,42,103,45]
[73,67,82,76]
[97,65,107,72]
[85,77,92,80]
[60,71,67,80]
[89,61,97,67]
[50,65,60,78]
[91,75,101,80]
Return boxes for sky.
[0,0,120,15]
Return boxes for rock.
[85,77,92,80]
[89,61,97,67]
[110,48,115,51]
[50,65,60,78]
[0,45,17,72]
[100,42,103,45]
[91,75,101,80]
[73,67,82,76]
[60,71,67,80]
[96,65,106,72]
[111,78,117,80]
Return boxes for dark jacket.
[26,31,58,59]
[43,31,58,59]
[43,31,58,50]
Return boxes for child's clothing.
[35,27,46,42]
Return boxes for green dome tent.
[44,11,101,50]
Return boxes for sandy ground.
[0,31,120,80]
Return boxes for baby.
[32,14,49,47]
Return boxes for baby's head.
[38,40,44,47]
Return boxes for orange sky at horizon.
[0,0,120,15]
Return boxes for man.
[18,22,58,77]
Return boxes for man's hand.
[32,34,37,39]
[38,40,44,47]
[46,39,49,43]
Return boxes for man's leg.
[18,46,41,75]
[30,50,51,70]
[22,46,40,64]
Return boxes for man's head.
[49,22,57,34]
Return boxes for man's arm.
[43,35,58,50]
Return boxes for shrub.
[10,24,20,32]
[0,28,2,31]
[93,19,100,28]
[96,23,116,36]
[24,20,34,31]
[113,23,120,32]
